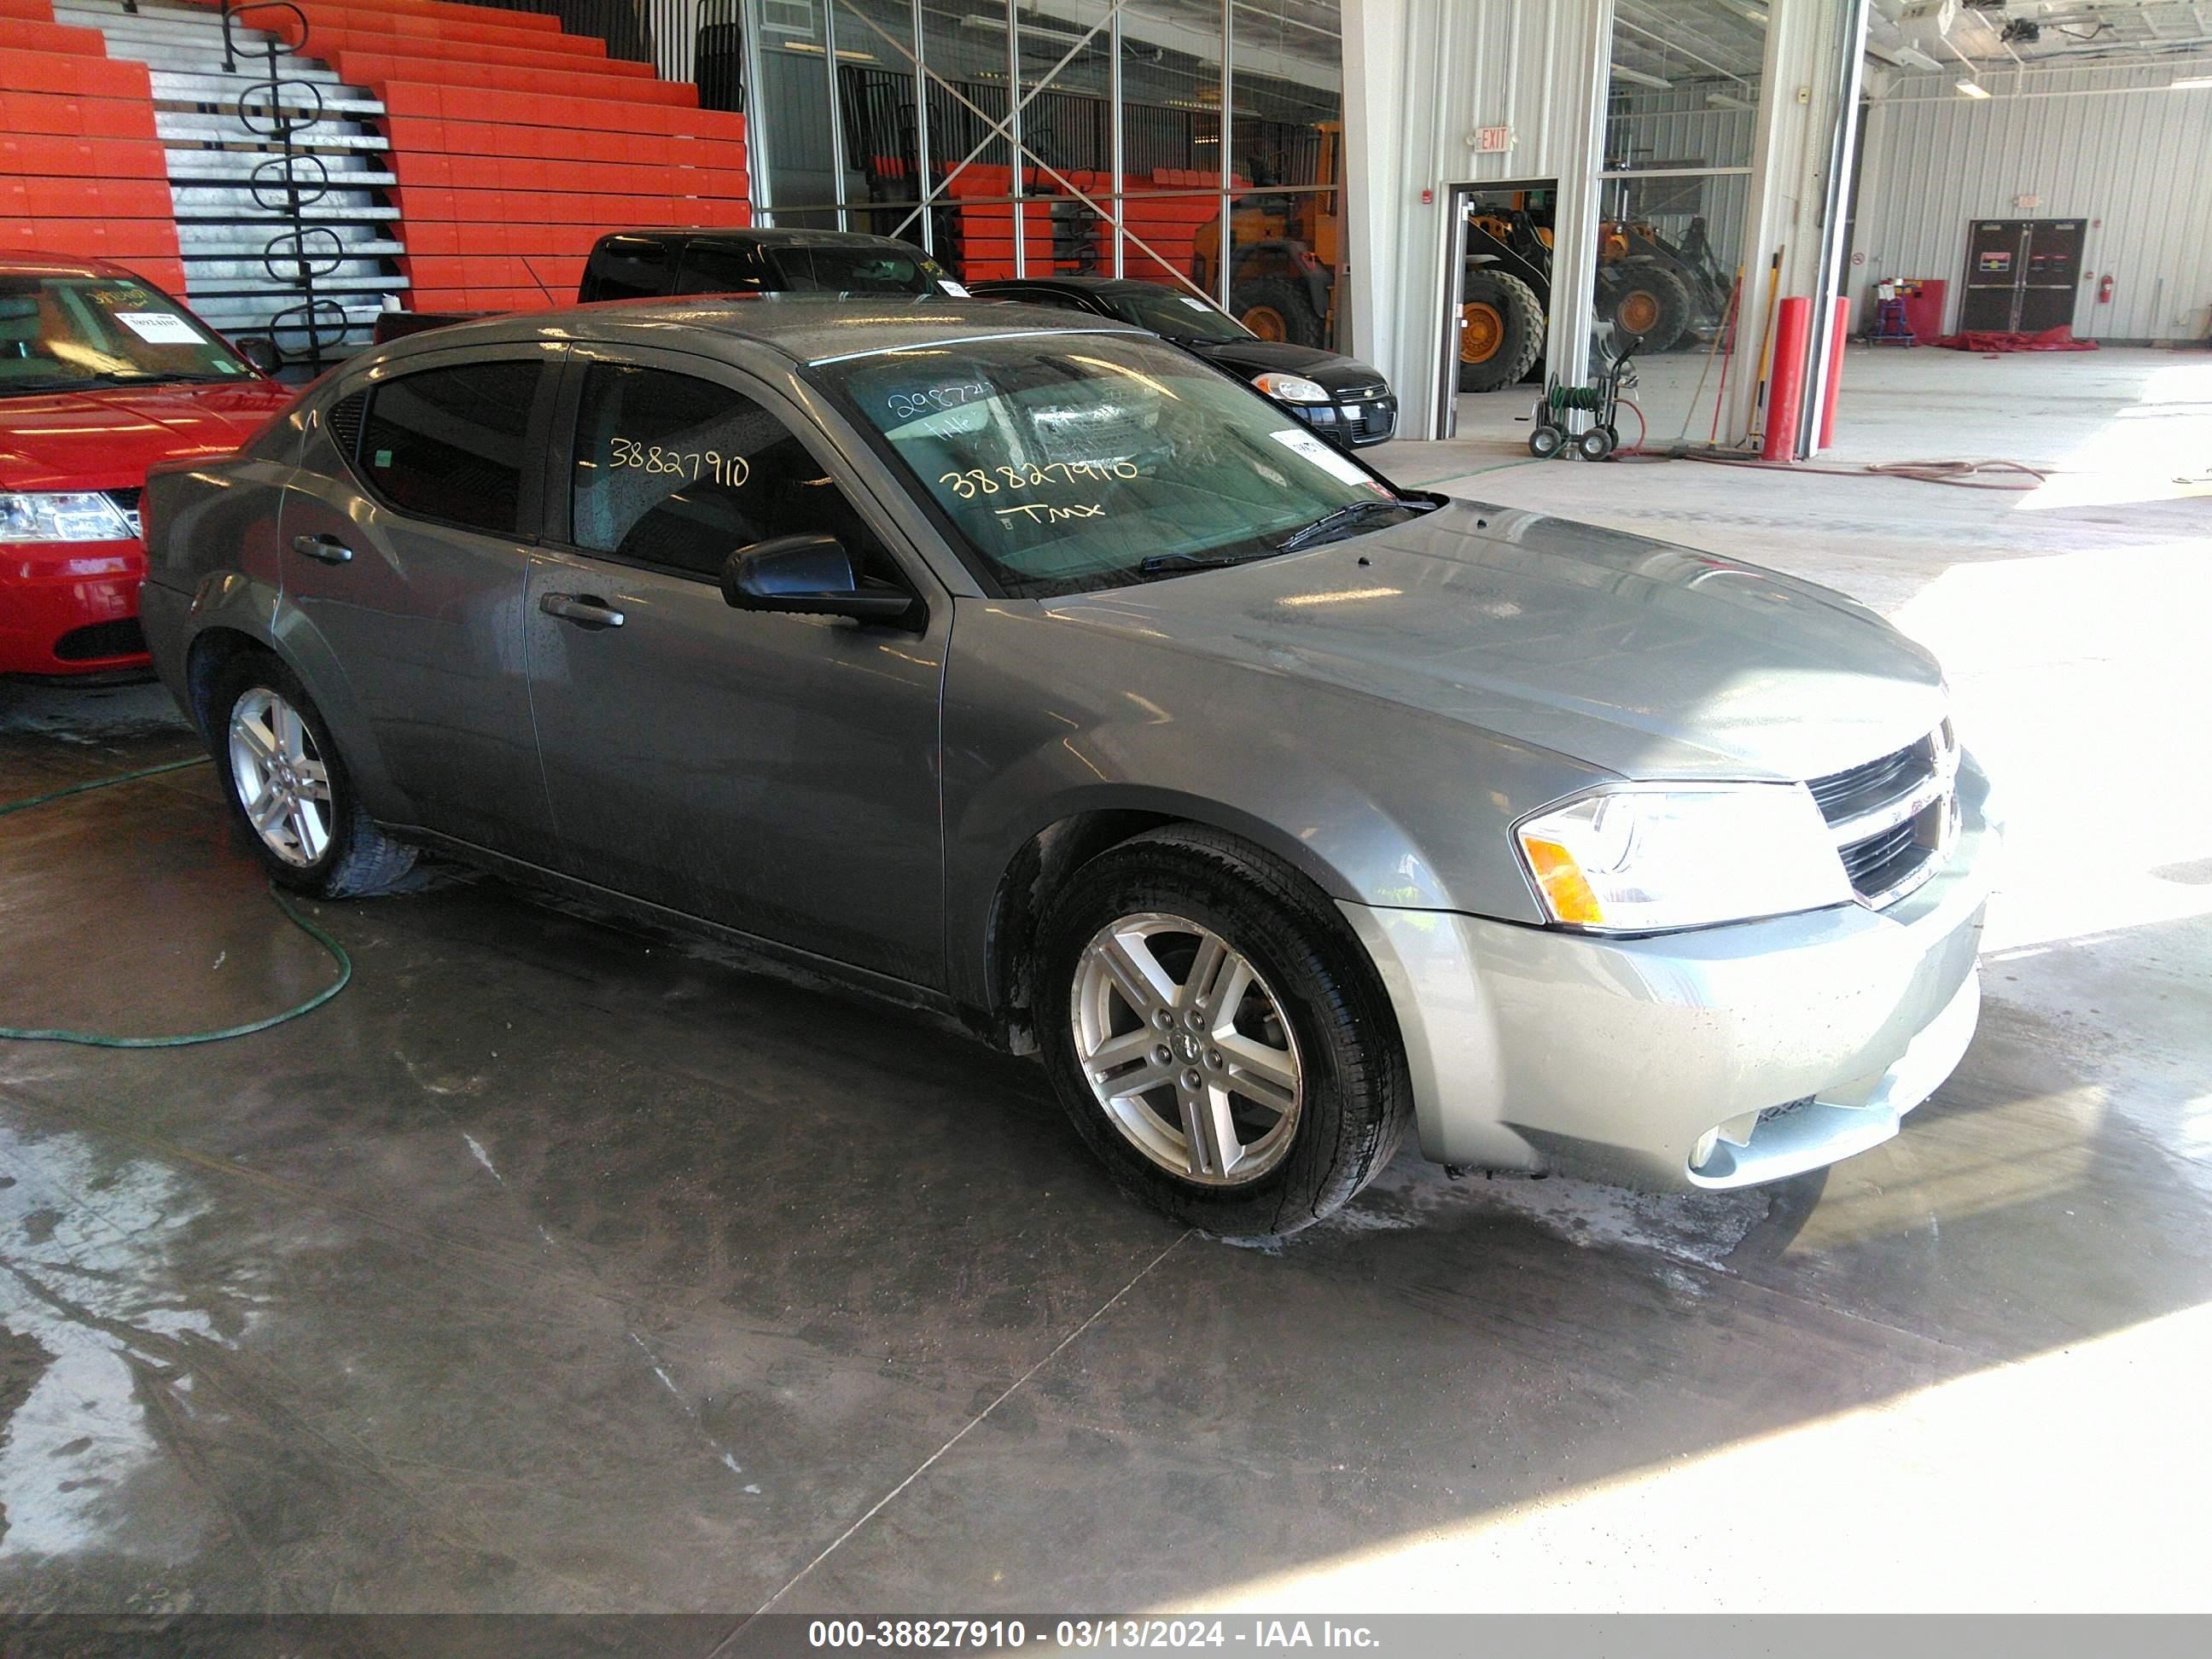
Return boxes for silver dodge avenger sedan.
[139,298,1994,1237]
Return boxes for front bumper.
[1340,765,1996,1191]
[0,538,151,674]
[1286,392,1399,449]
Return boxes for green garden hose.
[0,756,352,1048]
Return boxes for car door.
[279,344,564,864]
[522,344,949,987]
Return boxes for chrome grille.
[1809,723,1958,908]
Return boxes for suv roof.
[594,228,932,253]
[365,295,1142,371]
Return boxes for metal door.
[1959,218,2084,333]
[521,349,949,988]
[2018,218,2085,333]
[278,346,564,865]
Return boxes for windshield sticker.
[940,461,1138,499]
[1269,428,1382,490]
[608,438,750,486]
[938,279,973,298]
[113,311,204,345]
[1179,297,1212,311]
[994,502,1104,526]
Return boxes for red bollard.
[1817,299,1848,451]
[1761,295,1812,463]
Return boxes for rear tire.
[1605,259,1693,352]
[209,651,416,898]
[1035,825,1412,1238]
[1458,268,1545,393]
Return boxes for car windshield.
[833,331,1423,598]
[0,275,253,394]
[1105,286,1253,344]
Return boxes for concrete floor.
[3,346,2209,1617]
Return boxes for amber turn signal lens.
[1522,835,1606,926]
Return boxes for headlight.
[1516,783,1852,933]
[0,492,134,544]
[1252,371,1330,404]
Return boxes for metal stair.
[55,0,405,361]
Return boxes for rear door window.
[358,360,543,535]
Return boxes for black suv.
[375,229,967,343]
[579,229,965,303]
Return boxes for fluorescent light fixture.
[1611,64,1674,90]
[1894,46,1942,71]
[1955,79,1991,99]
[1707,91,1751,108]
[2171,76,2212,89]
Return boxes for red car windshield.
[0,275,255,396]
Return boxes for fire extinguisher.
[2098,273,2115,304]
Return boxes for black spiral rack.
[222,0,351,371]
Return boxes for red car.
[2,255,297,677]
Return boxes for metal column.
[1217,1,1233,309]
[1109,2,1124,277]
[1009,8,1025,276]
[824,0,849,230]
[741,0,775,224]
[911,0,932,253]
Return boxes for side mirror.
[234,333,282,376]
[721,533,918,625]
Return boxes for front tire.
[1458,268,1545,393]
[1035,826,1412,1237]
[210,651,416,898]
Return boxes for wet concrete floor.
[3,348,2209,1616]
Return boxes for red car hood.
[0,380,298,492]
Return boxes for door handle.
[539,591,626,630]
[291,533,353,564]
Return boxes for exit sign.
[1475,125,1514,152]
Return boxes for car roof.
[595,228,934,253]
[364,294,1147,370]
[0,253,136,280]
[970,276,1197,303]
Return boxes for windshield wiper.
[1136,550,1267,578]
[1274,498,1426,554]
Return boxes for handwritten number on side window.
[608,438,750,487]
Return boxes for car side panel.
[938,597,1598,1016]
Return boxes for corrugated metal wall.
[1604,90,1755,294]
[1346,0,1613,436]
[1851,58,2212,342]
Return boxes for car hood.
[1051,499,1946,783]
[1186,338,1388,393]
[0,380,296,492]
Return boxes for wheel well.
[984,809,1179,1053]
[183,628,275,737]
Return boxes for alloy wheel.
[1069,911,1303,1185]
[227,686,334,868]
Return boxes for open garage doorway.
[1439,181,1557,439]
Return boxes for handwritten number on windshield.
[940,460,1138,500]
